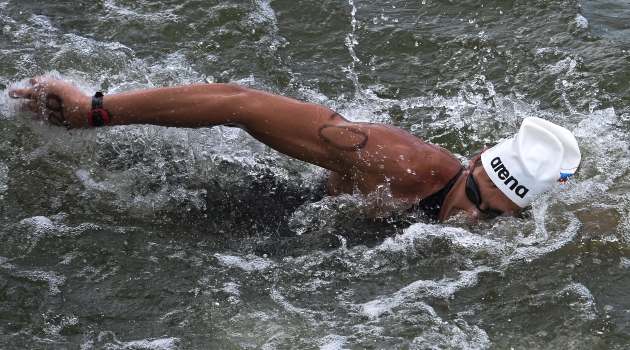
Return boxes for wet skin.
[9,77,521,222]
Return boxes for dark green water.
[1,0,630,348]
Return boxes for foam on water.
[11,269,66,295]
[2,0,630,348]
[80,335,180,350]
[214,253,276,272]
[0,162,9,195]
[318,335,348,350]
[12,215,99,255]
[103,0,181,23]
[120,338,180,350]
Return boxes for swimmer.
[8,77,581,222]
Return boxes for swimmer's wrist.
[73,94,93,129]
[87,92,112,127]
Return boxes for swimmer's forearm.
[103,84,294,128]
[9,77,325,131]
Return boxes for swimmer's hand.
[8,77,92,129]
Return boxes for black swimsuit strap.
[411,167,465,221]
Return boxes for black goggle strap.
[465,172,502,218]
[87,92,111,127]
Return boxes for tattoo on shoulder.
[318,124,368,152]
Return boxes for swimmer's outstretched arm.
[9,77,461,195]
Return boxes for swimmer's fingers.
[10,76,46,93]
[19,99,42,113]
[10,90,45,120]
[8,87,41,103]
[8,88,33,100]
[9,77,48,110]
[9,95,41,121]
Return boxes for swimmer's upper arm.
[234,93,427,179]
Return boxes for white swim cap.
[480,117,581,207]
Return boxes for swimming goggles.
[465,170,503,219]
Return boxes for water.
[1,0,630,348]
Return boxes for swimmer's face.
[440,151,521,223]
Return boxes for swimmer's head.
[480,117,581,208]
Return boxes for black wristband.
[88,92,111,127]
[92,91,105,110]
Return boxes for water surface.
[1,0,630,349]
